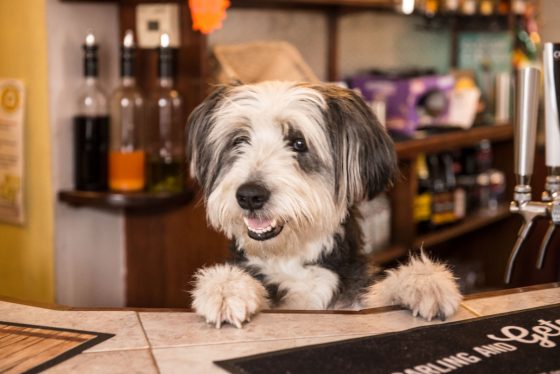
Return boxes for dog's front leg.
[364,252,462,321]
[191,264,269,328]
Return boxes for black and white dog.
[187,81,461,328]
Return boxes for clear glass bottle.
[146,33,185,193]
[109,30,146,192]
[73,31,109,191]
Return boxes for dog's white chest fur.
[247,257,339,310]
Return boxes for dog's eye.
[232,136,249,147]
[291,138,308,153]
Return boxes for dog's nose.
[236,183,270,210]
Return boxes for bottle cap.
[121,30,136,78]
[158,33,174,78]
[83,30,98,77]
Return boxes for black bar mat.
[0,320,114,373]
[215,304,560,374]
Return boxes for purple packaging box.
[349,74,455,135]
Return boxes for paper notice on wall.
[0,79,25,225]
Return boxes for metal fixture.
[506,43,560,283]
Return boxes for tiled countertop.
[1,283,559,373]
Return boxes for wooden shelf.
[61,0,393,7]
[58,190,194,210]
[372,203,512,265]
[395,124,513,160]
[413,203,512,248]
[230,0,393,9]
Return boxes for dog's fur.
[187,81,461,328]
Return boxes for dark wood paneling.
[120,2,228,307]
[326,9,339,81]
[125,193,230,307]
[389,159,416,247]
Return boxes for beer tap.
[536,43,560,269]
[505,66,547,284]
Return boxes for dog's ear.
[186,84,235,190]
[314,85,397,204]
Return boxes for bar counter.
[2,283,559,373]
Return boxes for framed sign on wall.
[0,79,25,225]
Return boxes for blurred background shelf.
[413,203,512,248]
[58,190,194,210]
[60,0,395,9]
[372,203,512,265]
[395,124,513,159]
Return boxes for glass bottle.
[109,30,146,192]
[428,154,454,228]
[73,31,109,191]
[146,33,185,193]
[479,0,495,15]
[443,0,459,13]
[460,0,477,15]
[414,154,432,232]
[442,152,462,222]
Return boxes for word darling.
[392,318,560,374]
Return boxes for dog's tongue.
[246,217,273,230]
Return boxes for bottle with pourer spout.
[73,31,109,191]
[146,33,185,193]
[109,30,146,192]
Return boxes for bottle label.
[432,192,456,225]
[414,193,432,223]
[454,188,466,219]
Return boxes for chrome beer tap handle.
[537,223,556,269]
[505,66,542,284]
[505,219,535,284]
[506,198,548,283]
[537,175,560,269]
[536,43,560,270]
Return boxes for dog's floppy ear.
[186,84,236,189]
[314,85,397,204]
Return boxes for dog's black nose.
[236,183,270,210]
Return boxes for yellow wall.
[0,0,54,302]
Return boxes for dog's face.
[187,82,396,258]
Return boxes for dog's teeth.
[244,219,277,234]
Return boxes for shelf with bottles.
[414,0,527,18]
[59,30,190,210]
[60,0,395,9]
[371,202,511,264]
[369,125,515,265]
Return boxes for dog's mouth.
[243,217,284,241]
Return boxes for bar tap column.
[505,66,547,284]
[537,43,560,268]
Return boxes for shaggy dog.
[187,81,461,328]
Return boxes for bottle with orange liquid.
[109,30,146,192]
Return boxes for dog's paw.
[392,253,462,321]
[366,252,462,321]
[191,264,269,329]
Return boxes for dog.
[186,81,462,328]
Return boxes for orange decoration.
[189,0,230,34]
